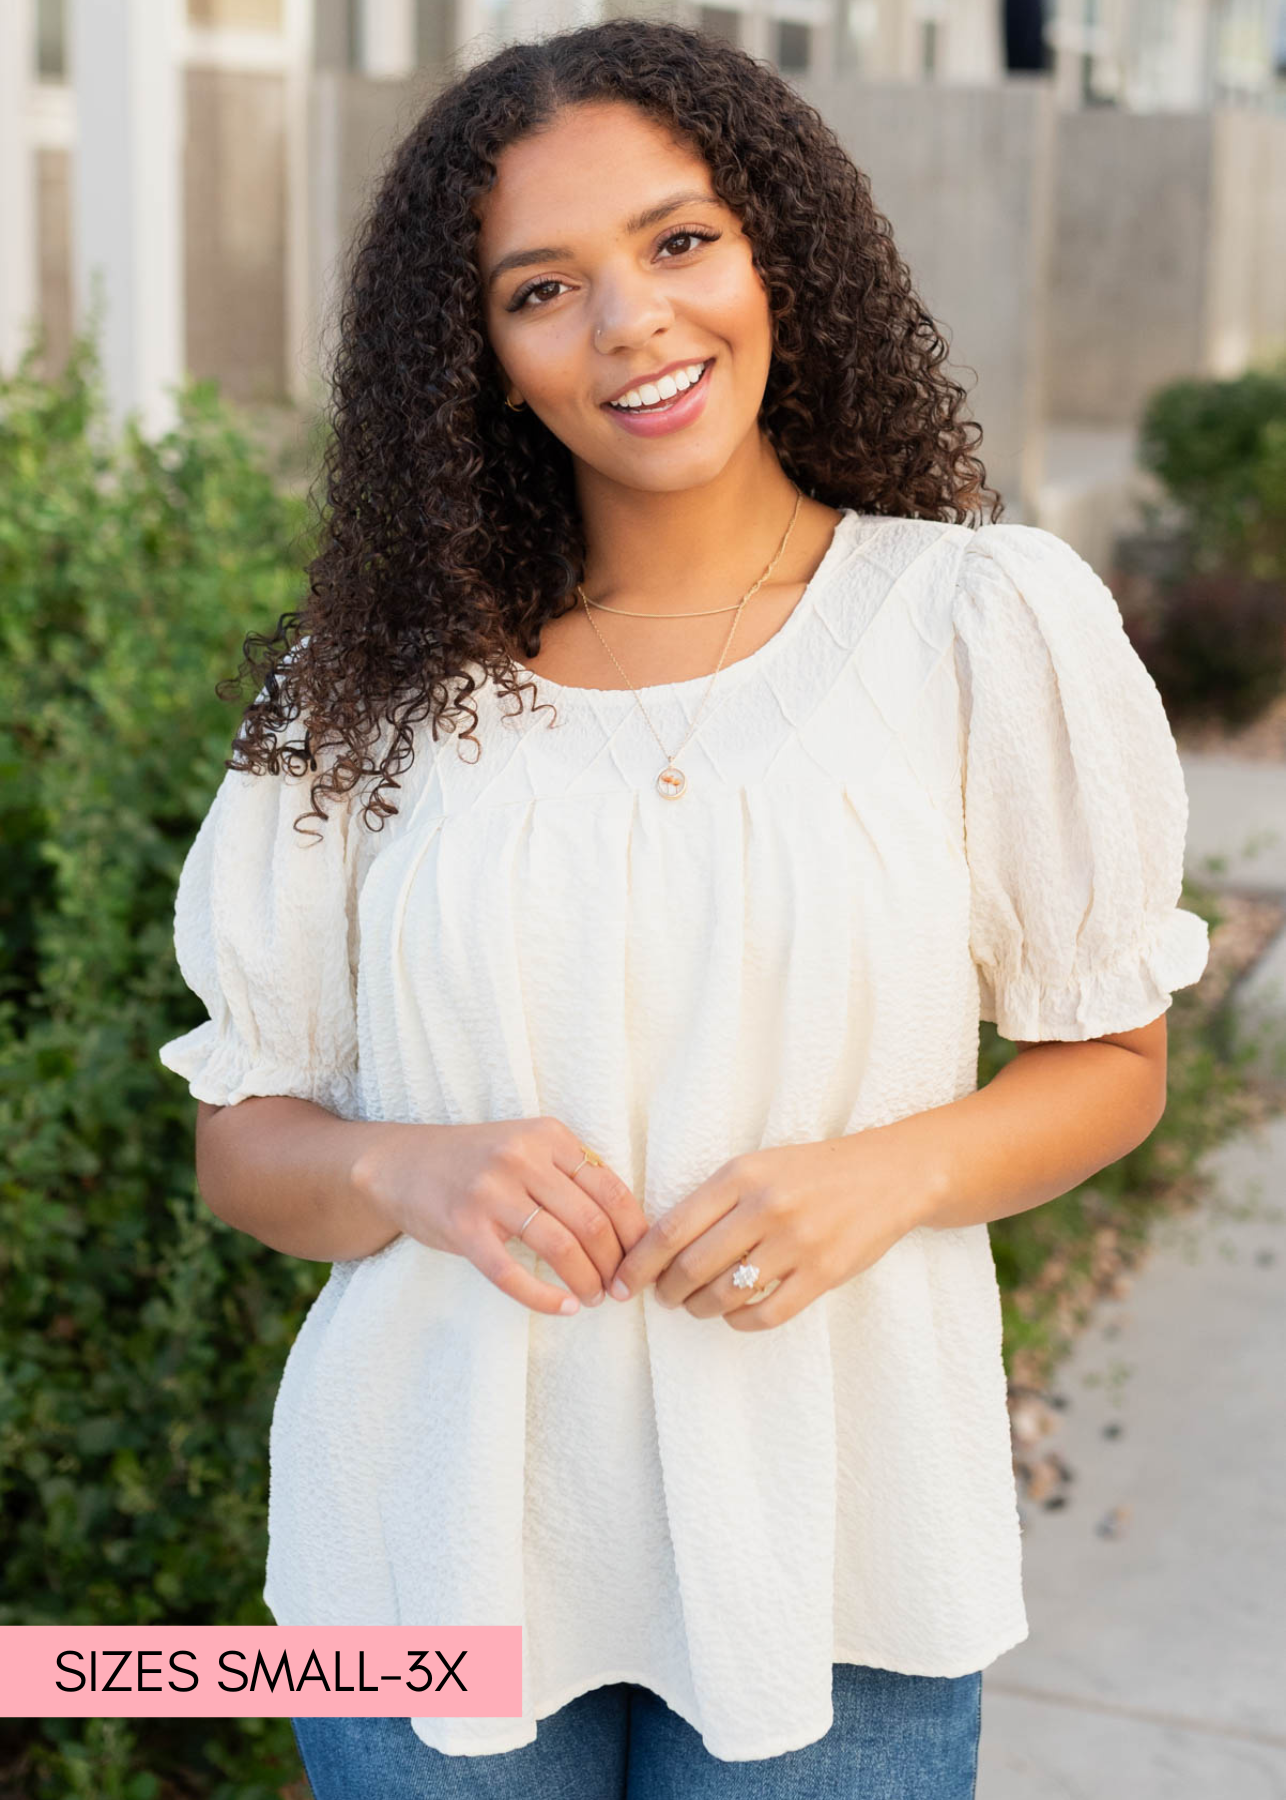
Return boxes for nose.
[591,266,676,358]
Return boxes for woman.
[159,18,1209,1797]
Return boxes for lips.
[600,358,715,438]
[601,358,713,413]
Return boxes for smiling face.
[476,101,775,495]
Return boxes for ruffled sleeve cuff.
[979,903,1210,1042]
[158,1018,362,1115]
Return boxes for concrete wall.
[1046,111,1211,425]
[184,65,288,401]
[794,74,1057,520]
[1207,109,1286,376]
[1047,108,1286,427]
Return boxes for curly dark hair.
[220,15,1003,837]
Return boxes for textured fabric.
[159,508,1209,1762]
[954,524,1210,1041]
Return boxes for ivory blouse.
[158,509,1209,1760]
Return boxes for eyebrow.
[485,189,721,291]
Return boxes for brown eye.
[507,277,570,314]
[506,226,719,314]
[658,228,719,259]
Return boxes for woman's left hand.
[606,1124,943,1330]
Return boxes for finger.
[651,1205,777,1311]
[669,1240,784,1319]
[470,1223,589,1316]
[518,1137,641,1296]
[612,1169,740,1300]
[507,1198,605,1306]
[527,1151,640,1289]
[575,1158,652,1253]
[549,1126,651,1250]
[721,1269,800,1331]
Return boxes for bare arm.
[908,1013,1170,1233]
[194,1096,405,1262]
[191,1098,652,1313]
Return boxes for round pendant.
[656,764,687,799]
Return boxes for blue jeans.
[291,1662,983,1798]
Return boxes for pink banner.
[0,1627,521,1718]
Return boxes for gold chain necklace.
[583,595,770,618]
[576,486,803,800]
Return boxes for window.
[699,6,741,45]
[921,16,938,75]
[775,19,811,72]
[36,0,67,80]
[1003,0,1051,73]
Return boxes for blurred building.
[1,0,1285,530]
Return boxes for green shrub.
[0,328,318,1798]
[1126,363,1286,725]
[1122,566,1286,728]
[1137,361,1286,578]
[985,923,1270,1386]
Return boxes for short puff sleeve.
[157,751,362,1112]
[953,522,1210,1042]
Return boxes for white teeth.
[609,360,709,411]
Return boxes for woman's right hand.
[350,1116,650,1314]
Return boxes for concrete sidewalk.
[978,752,1286,1799]
[1181,752,1286,897]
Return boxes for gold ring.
[571,1142,603,1178]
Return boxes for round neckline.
[506,506,867,701]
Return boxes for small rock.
[1095,1504,1132,1539]
[1010,1396,1058,1446]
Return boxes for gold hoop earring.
[505,394,526,412]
